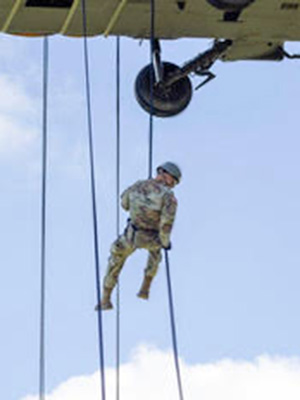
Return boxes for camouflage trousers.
[103,223,162,290]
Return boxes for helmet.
[157,162,182,183]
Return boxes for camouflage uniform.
[103,178,178,290]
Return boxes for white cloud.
[0,75,34,115]
[0,114,37,154]
[22,345,300,400]
[0,35,27,64]
[0,74,37,155]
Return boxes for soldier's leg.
[137,247,162,300]
[98,234,135,310]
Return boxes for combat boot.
[95,286,113,311]
[137,276,153,300]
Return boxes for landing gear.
[279,47,300,59]
[135,62,192,118]
[135,39,232,117]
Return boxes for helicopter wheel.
[135,62,192,118]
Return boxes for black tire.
[135,62,192,118]
[206,0,254,11]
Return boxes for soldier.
[96,162,181,311]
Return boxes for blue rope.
[80,1,106,399]
[148,0,155,179]
[115,36,121,400]
[39,36,49,400]
[164,249,185,400]
[116,36,121,239]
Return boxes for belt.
[127,219,159,234]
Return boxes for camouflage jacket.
[121,178,178,248]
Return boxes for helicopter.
[1,0,300,117]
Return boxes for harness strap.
[127,218,159,234]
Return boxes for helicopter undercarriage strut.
[135,39,232,117]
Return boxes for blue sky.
[1,33,300,400]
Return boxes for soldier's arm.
[121,182,139,211]
[121,188,130,210]
[159,192,178,248]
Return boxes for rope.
[80,1,106,399]
[115,36,121,400]
[164,249,185,400]
[147,3,185,399]
[116,36,121,240]
[148,0,155,179]
[39,36,49,400]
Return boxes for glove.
[163,242,172,251]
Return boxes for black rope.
[164,249,185,400]
[115,35,121,400]
[80,1,106,400]
[148,0,155,179]
[147,1,185,399]
[39,36,49,400]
